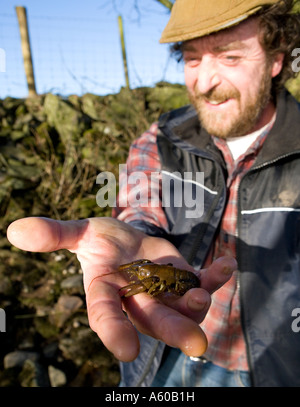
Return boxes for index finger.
[86,276,140,362]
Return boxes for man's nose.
[196,55,222,95]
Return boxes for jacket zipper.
[187,148,228,266]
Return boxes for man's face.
[183,18,282,139]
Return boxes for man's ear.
[271,53,284,78]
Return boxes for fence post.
[15,6,37,97]
[118,15,130,89]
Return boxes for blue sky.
[0,0,185,98]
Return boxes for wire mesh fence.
[0,8,185,98]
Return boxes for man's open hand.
[7,217,236,362]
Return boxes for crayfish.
[118,259,200,297]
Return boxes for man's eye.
[184,57,200,67]
[222,55,241,65]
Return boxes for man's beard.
[188,65,273,139]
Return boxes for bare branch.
[155,0,174,11]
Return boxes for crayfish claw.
[119,282,147,298]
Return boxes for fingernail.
[188,297,208,312]
[222,266,234,275]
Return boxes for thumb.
[7,217,88,252]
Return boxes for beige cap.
[160,0,279,43]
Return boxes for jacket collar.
[254,89,300,167]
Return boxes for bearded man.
[115,0,300,387]
[7,0,300,387]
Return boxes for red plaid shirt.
[113,122,168,230]
[113,118,275,371]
